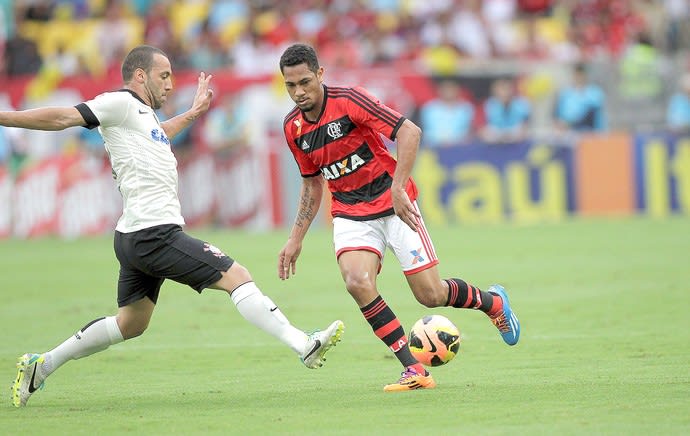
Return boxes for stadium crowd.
[2,0,689,76]
[1,0,690,163]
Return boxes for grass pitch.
[1,217,688,435]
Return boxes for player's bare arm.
[161,72,214,139]
[391,119,422,232]
[278,176,324,280]
[0,107,85,131]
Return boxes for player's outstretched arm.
[278,176,324,280]
[0,107,85,131]
[161,72,214,139]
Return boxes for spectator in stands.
[201,93,250,157]
[186,17,228,72]
[552,62,606,132]
[480,77,532,144]
[419,77,476,147]
[567,0,608,60]
[314,10,364,70]
[663,0,690,53]
[666,73,690,134]
[517,0,553,16]
[230,28,281,76]
[2,0,674,81]
[96,0,131,75]
[44,42,88,77]
[0,1,10,58]
[289,0,327,42]
[144,1,174,50]
[21,0,55,21]
[618,31,664,101]
[619,32,664,100]
[450,0,495,58]
[3,15,42,76]
[130,0,156,16]
[516,12,554,60]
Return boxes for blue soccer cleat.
[487,285,520,346]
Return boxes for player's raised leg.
[399,208,520,346]
[407,272,520,346]
[219,263,343,367]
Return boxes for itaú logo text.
[321,154,366,180]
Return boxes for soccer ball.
[409,315,461,367]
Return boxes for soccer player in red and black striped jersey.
[277,44,520,391]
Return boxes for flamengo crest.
[327,121,343,139]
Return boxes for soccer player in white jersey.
[1,45,344,408]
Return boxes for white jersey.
[77,90,184,233]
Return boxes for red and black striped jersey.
[283,85,418,220]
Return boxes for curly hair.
[279,44,320,74]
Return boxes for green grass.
[1,216,689,435]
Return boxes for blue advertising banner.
[413,141,576,225]
[634,133,690,216]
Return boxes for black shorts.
[113,224,234,307]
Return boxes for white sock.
[230,282,308,354]
[43,316,124,376]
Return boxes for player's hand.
[391,187,420,232]
[190,72,214,118]
[278,238,302,280]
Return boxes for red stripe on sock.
[362,300,386,319]
[462,285,474,308]
[488,294,503,317]
[473,287,483,309]
[448,280,458,306]
[374,319,402,339]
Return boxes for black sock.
[360,295,418,368]
[444,278,495,313]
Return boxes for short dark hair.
[279,44,320,74]
[121,45,168,82]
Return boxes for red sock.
[487,294,503,317]
[409,363,427,375]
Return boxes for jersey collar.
[118,89,150,107]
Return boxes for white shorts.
[333,201,439,275]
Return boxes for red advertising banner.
[56,155,121,238]
[214,147,273,228]
[3,148,282,239]
[178,154,216,227]
[12,158,61,238]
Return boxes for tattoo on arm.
[295,184,316,228]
